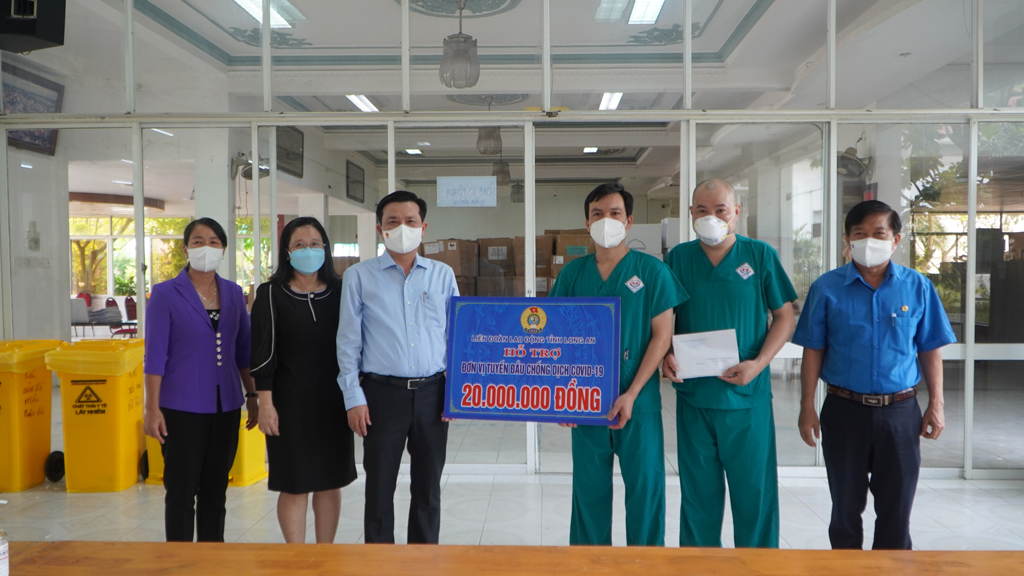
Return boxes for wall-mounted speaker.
[0,1,66,53]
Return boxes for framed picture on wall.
[346,161,365,203]
[276,126,304,178]
[2,62,65,156]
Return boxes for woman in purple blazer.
[143,217,259,542]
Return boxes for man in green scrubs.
[549,183,687,546]
[662,178,797,548]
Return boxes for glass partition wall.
[2,0,1023,480]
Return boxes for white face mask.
[849,237,895,268]
[187,245,224,273]
[382,224,423,254]
[693,213,735,246]
[589,217,627,249]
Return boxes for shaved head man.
[692,178,738,207]
[661,178,798,549]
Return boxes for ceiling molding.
[132,0,774,68]
[394,0,522,19]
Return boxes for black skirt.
[250,280,357,494]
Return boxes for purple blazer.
[143,268,251,414]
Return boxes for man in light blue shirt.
[337,190,458,544]
[793,200,956,550]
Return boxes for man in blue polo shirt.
[792,200,956,550]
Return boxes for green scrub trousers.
[570,410,665,546]
[676,394,779,548]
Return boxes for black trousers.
[362,376,448,544]
[161,407,240,542]
[820,393,922,550]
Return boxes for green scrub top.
[550,249,688,413]
[664,235,797,410]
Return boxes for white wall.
[405,185,652,242]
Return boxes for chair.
[70,298,90,337]
[105,297,118,308]
[76,292,92,308]
[112,296,138,338]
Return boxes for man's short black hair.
[845,200,902,236]
[583,183,633,219]
[376,190,427,225]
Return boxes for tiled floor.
[6,375,1022,549]
[4,474,1024,549]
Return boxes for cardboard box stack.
[476,276,511,296]
[455,276,475,297]
[513,277,552,297]
[474,237,515,296]
[477,238,516,277]
[549,230,596,279]
[513,235,555,278]
[421,239,478,296]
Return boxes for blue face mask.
[289,247,325,274]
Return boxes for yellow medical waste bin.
[145,411,268,487]
[45,341,146,493]
[0,340,62,492]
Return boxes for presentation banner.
[444,297,621,426]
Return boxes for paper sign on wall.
[437,176,497,207]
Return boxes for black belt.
[827,384,917,407]
[362,372,444,390]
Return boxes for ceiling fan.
[230,152,270,180]
[837,135,873,179]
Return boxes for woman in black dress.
[250,217,357,543]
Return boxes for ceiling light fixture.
[20,163,32,169]
[346,95,379,112]
[231,0,291,28]
[439,0,480,89]
[150,128,174,137]
[120,159,133,164]
[510,180,524,203]
[477,127,502,155]
[113,180,133,185]
[628,0,666,24]
[583,147,599,154]
[492,153,511,186]
[476,97,502,155]
[417,142,431,146]
[405,149,423,155]
[595,0,629,22]
[599,92,623,111]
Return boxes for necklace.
[197,283,219,308]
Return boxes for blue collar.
[378,250,430,271]
[843,260,903,287]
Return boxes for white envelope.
[672,329,741,380]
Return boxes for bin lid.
[45,341,146,376]
[0,340,63,372]
[72,339,145,349]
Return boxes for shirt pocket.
[423,293,448,328]
[889,315,919,355]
